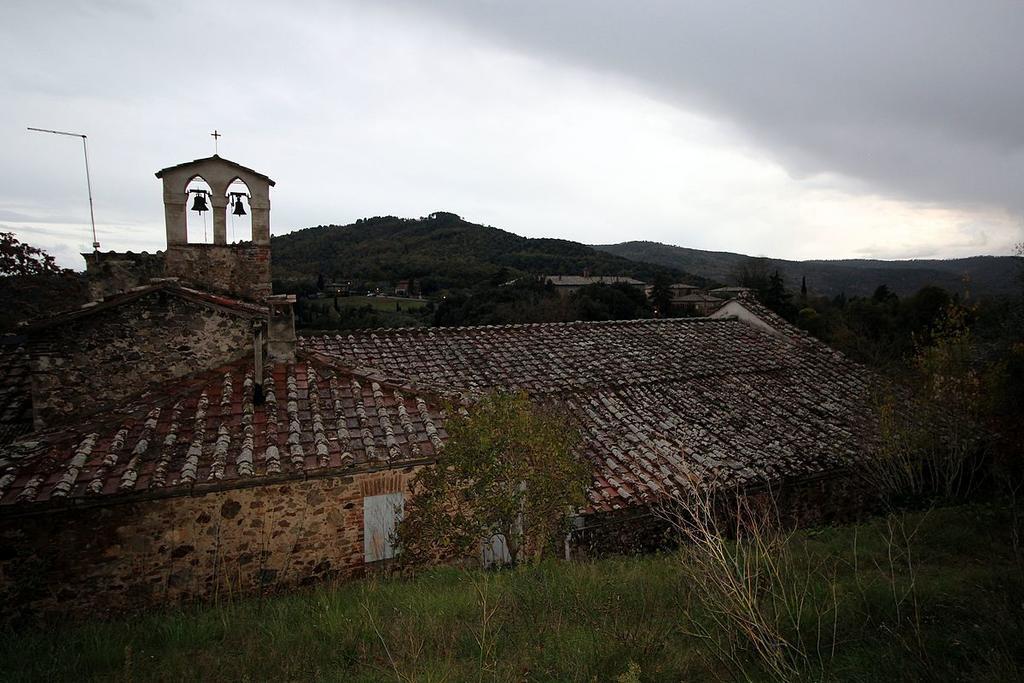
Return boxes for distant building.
[671,291,724,315]
[644,283,721,315]
[545,274,646,297]
[667,282,700,294]
[394,280,411,297]
[710,286,754,299]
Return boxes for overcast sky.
[1,0,1021,269]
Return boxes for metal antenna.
[27,126,100,251]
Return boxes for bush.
[397,392,588,567]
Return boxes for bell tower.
[153,154,275,301]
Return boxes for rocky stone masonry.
[26,285,263,429]
[0,340,32,445]
[0,467,421,620]
[84,244,272,305]
[163,243,272,302]
[570,472,874,558]
[82,251,166,300]
[301,316,876,513]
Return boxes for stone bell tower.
[153,154,275,301]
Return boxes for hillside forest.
[268,214,1022,375]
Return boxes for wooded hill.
[272,213,1019,299]
[270,212,702,293]
[596,240,1022,299]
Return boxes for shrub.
[397,392,588,567]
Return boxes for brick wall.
[164,244,271,302]
[0,466,420,624]
[29,292,254,428]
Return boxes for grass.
[2,503,1022,681]
[308,295,428,312]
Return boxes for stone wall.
[29,291,255,428]
[164,244,271,302]
[0,466,419,624]
[570,472,877,558]
[0,465,875,624]
[82,251,166,301]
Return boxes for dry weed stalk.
[656,484,838,681]
[467,572,504,682]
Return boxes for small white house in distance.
[710,296,797,341]
[544,275,647,297]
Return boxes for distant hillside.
[596,241,1022,298]
[272,213,703,292]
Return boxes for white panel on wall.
[363,492,404,562]
[481,533,511,568]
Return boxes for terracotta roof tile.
[1,313,873,515]
[0,358,446,509]
[300,317,874,512]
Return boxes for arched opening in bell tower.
[184,175,215,244]
[225,177,253,243]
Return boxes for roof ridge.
[154,154,276,186]
[309,315,734,339]
[22,281,266,331]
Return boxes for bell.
[232,196,247,216]
[190,192,208,213]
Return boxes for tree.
[761,270,796,320]
[865,299,993,503]
[0,232,65,277]
[872,284,898,305]
[570,282,652,321]
[316,272,325,291]
[650,273,673,316]
[0,232,86,332]
[734,257,772,292]
[397,392,588,567]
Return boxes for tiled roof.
[300,317,874,512]
[301,318,809,395]
[0,358,446,509]
[672,292,723,304]
[154,154,276,186]
[711,295,811,341]
[1,308,872,515]
[0,338,32,446]
[572,368,864,512]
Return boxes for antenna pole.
[81,135,99,250]
[27,126,100,251]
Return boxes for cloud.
[0,0,1021,268]
[386,1,1024,212]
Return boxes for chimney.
[266,294,297,362]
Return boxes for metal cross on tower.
[211,129,221,154]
